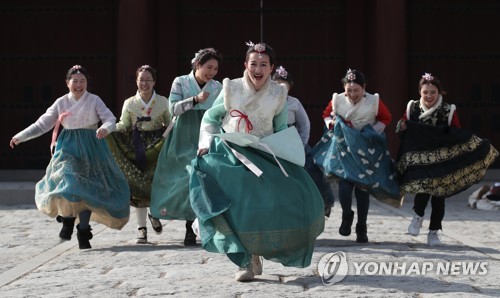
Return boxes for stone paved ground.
[0,179,499,297]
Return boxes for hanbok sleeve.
[95,97,116,133]
[12,101,59,143]
[294,101,310,145]
[115,99,132,132]
[372,98,392,133]
[449,106,461,128]
[169,76,197,116]
[273,104,288,133]
[198,92,226,149]
[322,99,334,129]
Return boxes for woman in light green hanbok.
[106,65,171,244]
[151,48,223,246]
[190,42,324,282]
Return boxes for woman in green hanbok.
[190,42,324,282]
[151,48,223,246]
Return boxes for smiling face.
[420,84,439,109]
[244,52,274,91]
[136,70,156,98]
[66,73,87,99]
[195,58,219,84]
[343,82,365,104]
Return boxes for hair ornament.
[346,68,356,86]
[245,40,266,58]
[191,49,204,64]
[422,72,434,81]
[275,66,288,79]
[71,65,82,73]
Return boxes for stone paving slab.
[0,180,499,297]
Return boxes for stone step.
[0,182,36,205]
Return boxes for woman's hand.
[195,91,210,104]
[399,121,407,131]
[395,120,407,133]
[197,148,209,156]
[96,128,108,139]
[9,138,19,149]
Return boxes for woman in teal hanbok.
[10,65,130,249]
[190,42,324,282]
[151,48,223,246]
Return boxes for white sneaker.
[251,255,263,275]
[136,227,147,244]
[408,214,424,236]
[427,230,441,246]
[235,267,254,282]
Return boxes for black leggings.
[413,193,445,230]
[338,180,370,225]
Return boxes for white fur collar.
[419,95,443,119]
[242,69,271,95]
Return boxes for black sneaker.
[148,213,163,235]
[136,227,147,244]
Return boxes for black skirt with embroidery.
[396,120,498,198]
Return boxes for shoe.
[355,223,368,243]
[235,267,254,282]
[408,213,424,236]
[427,230,441,246]
[59,217,76,241]
[251,255,263,275]
[136,227,147,244]
[76,224,92,249]
[324,205,332,218]
[148,213,162,235]
[339,210,354,236]
[184,220,197,246]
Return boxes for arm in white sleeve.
[13,102,59,143]
[95,97,116,133]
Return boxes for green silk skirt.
[150,110,203,220]
[190,136,325,268]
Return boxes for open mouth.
[253,74,263,81]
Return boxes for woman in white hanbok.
[10,65,130,249]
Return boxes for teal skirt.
[35,129,130,230]
[190,137,325,268]
[150,110,203,220]
[312,117,402,207]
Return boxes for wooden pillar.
[115,0,157,111]
[366,0,408,156]
[156,1,179,97]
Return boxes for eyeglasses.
[137,79,154,83]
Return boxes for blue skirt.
[312,118,402,207]
[35,129,130,229]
